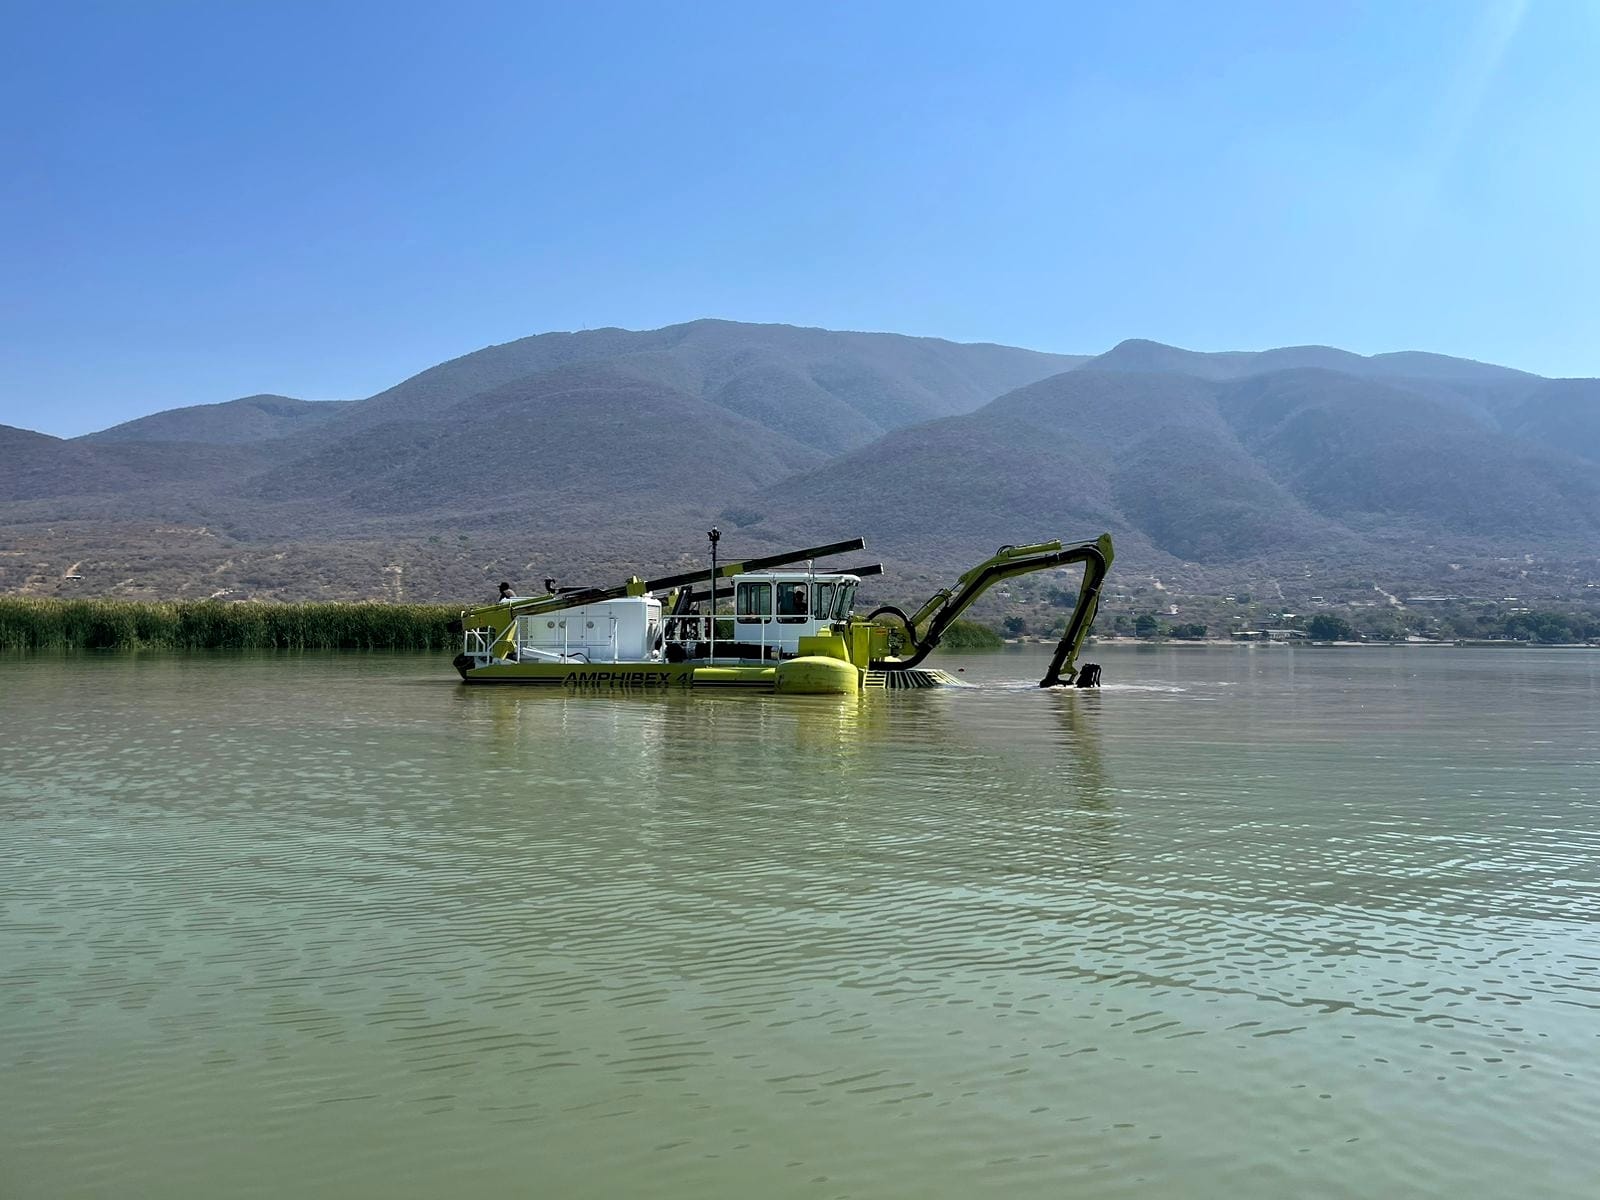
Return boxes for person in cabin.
[777,581,808,619]
[498,582,514,602]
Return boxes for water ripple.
[2,647,1599,1197]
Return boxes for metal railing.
[664,613,797,662]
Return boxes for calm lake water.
[3,645,1598,1198]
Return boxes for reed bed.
[940,619,1005,649]
[0,598,461,651]
[866,614,1003,650]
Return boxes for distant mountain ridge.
[1085,338,1600,468]
[747,362,1600,594]
[2,322,1597,602]
[291,318,1087,456]
[86,394,352,445]
[1088,337,1536,385]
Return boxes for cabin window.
[736,581,771,623]
[834,581,856,619]
[776,581,809,623]
[811,582,835,621]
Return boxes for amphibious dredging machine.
[454,533,1113,693]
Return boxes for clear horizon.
[5,0,1596,437]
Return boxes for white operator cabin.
[505,571,861,664]
[732,572,859,653]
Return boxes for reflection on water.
[3,646,1599,1198]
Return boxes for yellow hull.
[774,655,860,695]
[457,659,778,689]
[455,656,963,693]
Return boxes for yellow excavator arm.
[865,534,1113,686]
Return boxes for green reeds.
[940,619,1004,649]
[866,614,1003,651]
[0,598,461,651]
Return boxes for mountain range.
[3,319,1597,605]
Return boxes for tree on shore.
[1306,614,1355,641]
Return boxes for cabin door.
[735,580,773,659]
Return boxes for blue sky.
[3,0,1596,436]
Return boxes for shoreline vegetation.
[1,599,1591,654]
[1026,635,1597,649]
[1015,601,1600,647]
[933,619,1005,650]
[0,599,1009,654]
[0,598,460,651]
[0,599,1013,654]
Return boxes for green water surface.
[2,646,1598,1198]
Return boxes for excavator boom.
[466,536,868,625]
[868,534,1114,686]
